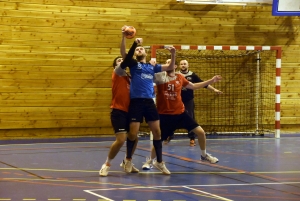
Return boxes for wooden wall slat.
[0,119,110,129]
[0,0,299,139]
[1,111,110,120]
[0,71,112,79]
[1,79,112,87]
[0,100,111,107]
[0,127,114,138]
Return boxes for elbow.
[120,63,127,69]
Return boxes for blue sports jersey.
[129,62,161,99]
[121,41,162,99]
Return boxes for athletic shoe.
[122,159,137,173]
[153,161,171,175]
[190,139,196,146]
[142,157,153,170]
[120,160,139,173]
[99,164,110,177]
[163,136,173,145]
[201,153,219,164]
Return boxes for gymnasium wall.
[0,0,299,139]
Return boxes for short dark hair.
[112,56,122,68]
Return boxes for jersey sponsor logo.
[164,91,177,100]
[141,73,153,79]
[137,63,142,69]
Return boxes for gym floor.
[0,135,300,201]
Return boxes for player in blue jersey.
[120,39,176,175]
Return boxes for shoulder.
[192,72,199,76]
[175,72,184,78]
[154,72,166,84]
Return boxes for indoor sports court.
[1,135,300,200]
[1,0,300,200]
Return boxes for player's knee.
[115,134,126,145]
[115,139,125,147]
[127,132,137,141]
[193,127,205,136]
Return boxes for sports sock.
[201,149,207,157]
[105,157,112,166]
[153,140,162,163]
[126,138,135,159]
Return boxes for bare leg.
[150,145,157,159]
[191,126,219,163]
[148,120,161,140]
[191,126,207,157]
[107,132,127,163]
[191,126,206,151]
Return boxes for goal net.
[143,45,281,137]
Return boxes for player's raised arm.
[185,75,222,90]
[120,25,128,59]
[120,38,142,69]
[161,46,176,72]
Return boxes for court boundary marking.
[84,182,300,201]
[1,137,300,147]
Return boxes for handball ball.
[124,26,136,39]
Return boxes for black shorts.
[159,111,199,141]
[128,98,159,122]
[110,109,129,133]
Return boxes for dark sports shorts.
[110,108,129,134]
[128,98,159,122]
[159,111,199,141]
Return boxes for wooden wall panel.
[0,0,299,139]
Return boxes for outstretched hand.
[212,75,222,83]
[165,46,176,54]
[214,89,223,94]
[135,38,143,44]
[121,25,127,37]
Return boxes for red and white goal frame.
[151,45,282,138]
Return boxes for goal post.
[150,45,281,138]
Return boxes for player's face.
[135,46,146,57]
[179,60,189,71]
[115,58,123,67]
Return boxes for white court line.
[83,181,300,200]
[84,181,300,191]
[183,186,233,201]
[83,190,113,201]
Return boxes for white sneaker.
[142,157,153,170]
[122,159,133,173]
[99,164,110,177]
[153,161,171,175]
[201,153,219,164]
[120,160,139,173]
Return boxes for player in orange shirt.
[99,30,139,177]
[142,59,222,170]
